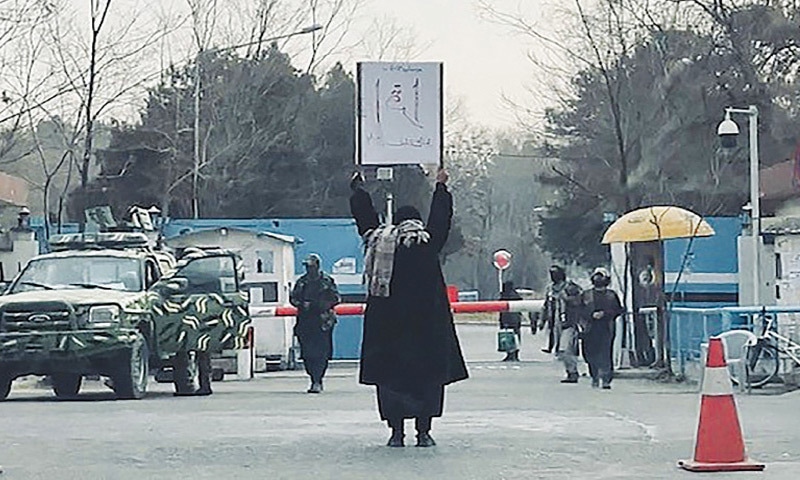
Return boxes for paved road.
[1,325,799,479]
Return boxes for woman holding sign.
[349,168,468,448]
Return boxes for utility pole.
[189,25,321,219]
[192,49,202,219]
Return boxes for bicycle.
[744,311,800,388]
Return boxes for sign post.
[492,249,512,292]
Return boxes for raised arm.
[349,173,380,236]
[426,171,453,254]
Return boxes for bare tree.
[0,0,59,163]
[186,0,217,219]
[35,0,178,228]
[304,0,364,75]
[356,15,431,62]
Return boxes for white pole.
[192,51,201,220]
[386,191,393,225]
[749,106,760,306]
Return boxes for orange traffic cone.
[678,336,765,472]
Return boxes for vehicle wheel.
[112,333,149,400]
[211,367,224,382]
[172,351,198,394]
[745,342,779,389]
[0,375,12,400]
[52,373,82,399]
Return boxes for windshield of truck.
[10,256,143,293]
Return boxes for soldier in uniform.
[173,247,214,397]
[540,266,568,353]
[290,254,340,394]
[541,265,584,383]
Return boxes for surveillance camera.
[717,115,740,149]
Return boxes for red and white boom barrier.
[251,300,544,317]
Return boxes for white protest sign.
[356,61,443,166]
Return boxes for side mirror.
[157,277,188,295]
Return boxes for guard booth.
[166,227,299,372]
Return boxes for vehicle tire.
[745,342,779,389]
[0,374,12,400]
[112,333,149,400]
[172,351,198,394]
[211,367,224,382]
[52,373,82,399]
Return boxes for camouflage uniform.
[290,255,340,393]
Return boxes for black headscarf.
[549,265,566,283]
[394,205,422,225]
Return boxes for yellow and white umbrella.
[602,206,715,244]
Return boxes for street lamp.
[191,24,323,219]
[717,105,760,305]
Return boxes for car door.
[150,253,250,358]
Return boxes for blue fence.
[665,305,800,376]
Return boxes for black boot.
[560,373,578,384]
[307,382,322,394]
[387,420,404,447]
[197,351,213,396]
[415,417,436,447]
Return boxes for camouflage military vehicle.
[0,233,250,400]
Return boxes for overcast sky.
[61,0,557,129]
[360,0,549,128]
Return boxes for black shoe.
[387,432,405,447]
[173,388,198,397]
[560,376,578,384]
[307,383,322,394]
[196,388,213,396]
[416,433,436,447]
[541,348,552,354]
[602,384,612,390]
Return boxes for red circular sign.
[493,250,512,270]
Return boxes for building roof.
[0,171,29,206]
[761,159,797,202]
[762,216,800,235]
[166,226,298,244]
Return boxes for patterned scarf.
[363,219,430,297]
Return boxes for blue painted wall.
[662,217,740,306]
[664,217,740,276]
